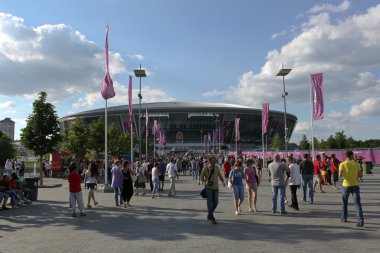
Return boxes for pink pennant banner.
[128,75,133,124]
[153,120,158,136]
[262,103,269,135]
[311,73,324,121]
[101,24,115,100]
[235,118,240,141]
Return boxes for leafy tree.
[0,131,17,169]
[346,137,356,149]
[312,137,320,149]
[326,135,337,149]
[62,118,88,166]
[108,123,123,158]
[334,131,347,149]
[299,135,310,150]
[272,134,283,151]
[87,118,105,159]
[20,92,61,185]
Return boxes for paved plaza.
[1,168,380,253]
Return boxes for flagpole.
[310,74,315,161]
[145,132,148,160]
[235,120,238,159]
[218,126,221,154]
[262,110,265,170]
[265,134,268,168]
[105,99,108,185]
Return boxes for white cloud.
[0,13,125,101]
[202,89,227,97]
[3,110,17,115]
[349,98,380,117]
[0,101,15,109]
[204,4,380,107]
[130,54,144,61]
[271,30,287,40]
[73,82,175,109]
[308,0,350,14]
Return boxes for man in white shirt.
[167,158,179,197]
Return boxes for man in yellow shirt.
[339,150,364,227]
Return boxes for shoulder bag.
[200,167,215,198]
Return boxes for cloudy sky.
[0,0,379,143]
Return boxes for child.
[67,162,86,217]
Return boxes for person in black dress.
[121,160,135,208]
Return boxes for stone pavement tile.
[1,168,379,253]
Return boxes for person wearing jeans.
[111,160,123,206]
[201,156,225,224]
[299,153,314,204]
[268,154,290,214]
[339,150,364,227]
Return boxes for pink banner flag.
[145,106,149,137]
[100,24,115,100]
[153,120,158,136]
[235,118,240,141]
[311,73,324,120]
[128,75,133,124]
[262,103,269,135]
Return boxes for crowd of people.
[65,150,364,227]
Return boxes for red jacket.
[68,173,82,193]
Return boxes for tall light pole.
[134,64,146,161]
[276,64,292,157]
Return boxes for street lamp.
[134,64,146,161]
[276,64,292,157]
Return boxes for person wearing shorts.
[84,162,99,209]
[313,155,325,193]
[244,159,258,212]
[229,160,245,215]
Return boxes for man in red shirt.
[68,162,86,217]
[330,154,340,189]
[223,158,231,180]
[313,155,325,193]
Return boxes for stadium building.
[59,102,297,154]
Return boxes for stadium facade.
[59,102,297,154]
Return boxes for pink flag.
[100,24,115,100]
[311,73,324,120]
[145,106,149,137]
[153,120,158,136]
[235,118,240,141]
[262,103,269,135]
[128,75,133,124]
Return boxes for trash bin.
[363,162,373,175]
[24,177,40,201]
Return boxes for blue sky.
[0,0,379,143]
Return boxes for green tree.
[299,135,310,150]
[20,92,61,185]
[346,137,356,149]
[108,123,123,158]
[326,135,338,149]
[272,135,283,151]
[61,118,88,166]
[0,131,17,169]
[87,118,105,159]
[334,131,347,149]
[312,137,320,149]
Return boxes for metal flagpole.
[310,74,315,161]
[218,126,221,154]
[235,119,238,159]
[153,131,156,159]
[105,100,108,184]
[265,134,268,168]
[131,120,134,166]
[262,109,265,170]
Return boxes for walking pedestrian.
[331,154,340,190]
[157,159,166,192]
[229,160,245,215]
[200,156,226,224]
[111,160,123,206]
[84,162,99,209]
[313,155,325,193]
[67,162,86,217]
[244,159,259,212]
[288,157,301,211]
[299,153,314,204]
[135,161,146,196]
[268,154,290,214]
[339,150,364,227]
[167,158,179,197]
[151,162,160,198]
[121,160,135,208]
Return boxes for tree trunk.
[39,155,44,185]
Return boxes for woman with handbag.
[244,159,259,213]
[121,160,135,208]
[134,161,146,196]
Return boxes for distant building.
[0,117,15,141]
